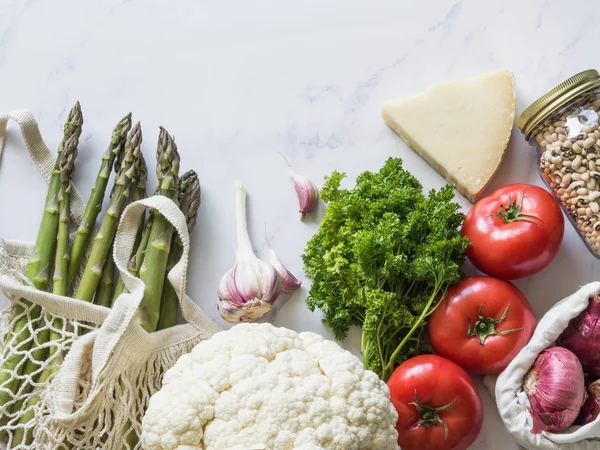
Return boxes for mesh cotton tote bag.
[0,109,221,449]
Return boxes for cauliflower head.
[141,323,399,450]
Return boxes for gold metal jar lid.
[518,69,600,140]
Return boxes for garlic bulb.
[266,245,301,293]
[217,182,280,323]
[280,152,319,217]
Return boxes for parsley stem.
[382,277,443,380]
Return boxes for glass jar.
[518,69,600,258]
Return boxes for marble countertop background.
[2,0,600,448]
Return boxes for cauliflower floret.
[142,323,399,450]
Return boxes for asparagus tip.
[179,171,201,234]
[156,127,180,192]
[63,101,84,139]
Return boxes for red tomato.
[429,276,536,374]
[388,355,483,450]
[462,184,564,279]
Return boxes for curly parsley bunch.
[303,157,469,380]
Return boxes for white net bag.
[0,110,221,449]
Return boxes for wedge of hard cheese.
[382,70,515,202]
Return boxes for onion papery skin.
[523,347,585,434]
[557,293,600,376]
[576,378,600,425]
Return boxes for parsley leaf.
[303,158,469,380]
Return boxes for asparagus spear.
[111,155,148,302]
[157,170,200,330]
[94,251,115,307]
[74,122,142,302]
[67,114,132,286]
[138,128,180,332]
[12,130,80,444]
[0,103,83,408]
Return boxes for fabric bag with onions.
[492,282,600,450]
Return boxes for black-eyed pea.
[573,156,583,169]
[578,187,589,195]
[562,174,572,185]
[572,173,582,181]
[591,202,600,214]
[582,172,591,182]
[573,142,582,153]
[563,140,573,149]
[572,180,586,189]
[578,207,587,216]
[589,191,600,201]
[556,127,567,135]
[583,126,593,134]
[584,137,595,149]
[588,179,597,190]
[549,125,556,133]
[587,207,594,218]
[591,161,598,172]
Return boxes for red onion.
[557,293,600,375]
[523,346,585,434]
[576,378,600,425]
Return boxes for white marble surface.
[1,0,600,448]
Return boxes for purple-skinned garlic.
[266,244,301,293]
[280,153,320,218]
[217,182,280,323]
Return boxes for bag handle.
[0,109,86,224]
[111,195,220,338]
[50,196,220,421]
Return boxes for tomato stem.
[490,191,541,224]
[467,304,523,345]
[409,390,456,440]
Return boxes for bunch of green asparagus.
[0,103,200,445]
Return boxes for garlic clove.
[290,169,320,218]
[280,152,320,218]
[267,246,301,293]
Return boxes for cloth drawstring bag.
[487,282,600,450]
